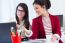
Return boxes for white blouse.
[17,20,33,38]
[42,16,60,40]
[42,16,52,35]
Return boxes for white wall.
[0,0,16,23]
[49,0,65,15]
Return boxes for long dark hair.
[16,3,29,30]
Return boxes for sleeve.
[25,30,33,37]
[53,16,61,40]
[53,34,60,40]
[17,29,22,36]
[29,19,39,39]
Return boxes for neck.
[42,10,49,17]
[19,18,23,24]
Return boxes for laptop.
[0,22,16,43]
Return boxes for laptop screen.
[0,22,16,43]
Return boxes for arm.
[54,16,61,37]
[52,16,61,41]
[29,19,39,39]
[22,26,33,37]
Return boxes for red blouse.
[30,14,63,43]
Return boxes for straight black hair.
[16,3,29,30]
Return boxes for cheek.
[17,11,21,15]
[17,11,25,16]
[17,13,25,20]
[36,9,42,15]
[34,9,39,14]
[21,12,25,17]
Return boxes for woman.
[11,3,32,42]
[30,0,63,43]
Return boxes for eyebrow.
[17,9,24,11]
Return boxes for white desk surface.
[21,39,59,43]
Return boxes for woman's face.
[17,6,25,20]
[33,4,46,16]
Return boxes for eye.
[35,7,38,9]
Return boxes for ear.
[42,5,47,10]
[42,5,46,8]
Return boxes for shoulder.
[32,16,42,22]
[50,15,60,23]
[50,15,59,19]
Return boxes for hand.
[16,24,20,29]
[22,26,30,35]
[22,26,28,32]
[51,35,57,41]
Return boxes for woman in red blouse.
[30,0,63,43]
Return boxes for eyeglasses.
[17,9,24,12]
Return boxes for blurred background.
[0,0,65,43]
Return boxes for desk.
[21,39,59,43]
[11,35,59,43]
[22,39,46,43]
